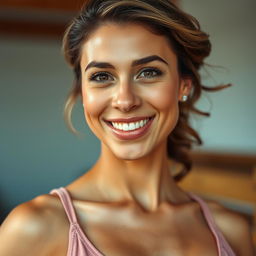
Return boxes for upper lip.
[104,115,155,123]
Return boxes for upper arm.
[0,197,54,256]
[210,203,255,256]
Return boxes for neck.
[90,142,189,212]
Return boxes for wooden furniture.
[0,0,180,38]
[0,0,179,11]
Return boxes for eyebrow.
[84,55,168,72]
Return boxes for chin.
[115,151,145,161]
[118,155,144,161]
[110,145,152,161]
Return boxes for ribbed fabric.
[50,187,236,256]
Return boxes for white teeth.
[123,123,129,131]
[135,122,140,129]
[129,123,136,130]
[111,118,150,131]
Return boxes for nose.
[111,80,141,112]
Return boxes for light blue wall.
[1,0,256,221]
[0,37,100,221]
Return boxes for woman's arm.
[0,198,54,256]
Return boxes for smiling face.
[80,23,190,160]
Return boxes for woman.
[0,0,254,255]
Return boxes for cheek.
[82,88,108,122]
[82,90,107,130]
[145,83,179,111]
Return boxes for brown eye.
[137,68,163,79]
[90,72,114,83]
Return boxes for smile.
[111,118,150,131]
[104,116,155,140]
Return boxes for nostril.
[111,90,142,112]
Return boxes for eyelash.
[89,72,113,83]
[89,67,163,83]
[137,67,163,79]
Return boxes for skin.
[0,23,254,256]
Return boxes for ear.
[178,78,192,102]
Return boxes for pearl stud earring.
[181,95,188,102]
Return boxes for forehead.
[80,23,177,66]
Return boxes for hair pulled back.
[63,0,228,181]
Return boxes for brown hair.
[63,0,229,181]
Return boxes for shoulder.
[206,200,255,256]
[0,193,68,256]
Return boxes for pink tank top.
[50,187,236,256]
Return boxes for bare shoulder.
[0,193,68,256]
[206,200,255,256]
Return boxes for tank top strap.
[187,192,222,255]
[50,187,78,224]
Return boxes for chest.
[52,204,219,256]
[78,207,218,256]
[84,224,218,256]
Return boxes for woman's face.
[80,23,190,160]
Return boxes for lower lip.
[105,117,154,140]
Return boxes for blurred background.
[0,0,255,245]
